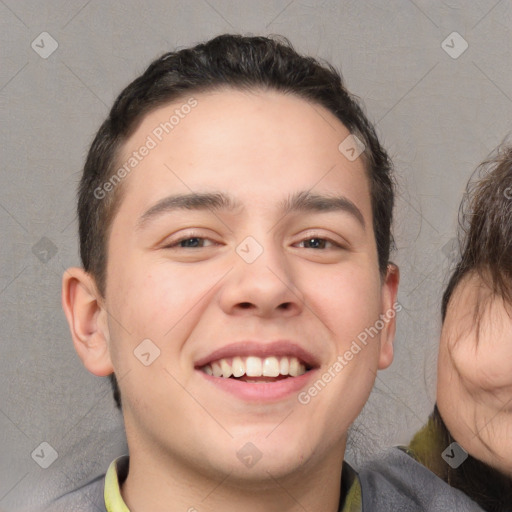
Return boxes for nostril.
[238,302,253,309]
[278,302,293,310]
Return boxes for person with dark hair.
[359,145,512,511]
[54,33,479,512]
[74,32,397,413]
[58,32,400,512]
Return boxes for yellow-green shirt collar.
[105,456,130,512]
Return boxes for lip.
[194,340,320,369]
[194,340,320,402]
[197,367,319,402]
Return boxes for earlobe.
[61,267,114,377]
[378,263,400,370]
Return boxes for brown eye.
[179,237,205,248]
[164,236,217,249]
[298,238,332,249]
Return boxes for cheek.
[105,266,207,411]
[437,343,457,405]
[305,264,383,341]
[448,330,512,392]
[299,269,384,434]
[107,261,226,356]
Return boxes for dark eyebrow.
[281,191,366,228]
[136,192,241,231]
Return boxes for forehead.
[113,87,371,222]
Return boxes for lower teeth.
[230,375,289,382]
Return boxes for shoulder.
[358,447,484,512]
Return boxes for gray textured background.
[1,1,511,510]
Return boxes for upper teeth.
[202,356,307,378]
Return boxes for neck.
[121,436,346,512]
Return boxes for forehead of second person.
[112,88,373,238]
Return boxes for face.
[78,88,398,482]
[437,271,512,475]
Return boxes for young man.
[58,33,399,512]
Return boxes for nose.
[218,243,304,319]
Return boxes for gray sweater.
[41,448,485,512]
[358,447,485,511]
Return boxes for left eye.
[180,237,207,248]
[168,237,216,248]
[296,237,335,249]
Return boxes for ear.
[377,263,400,370]
[61,267,114,377]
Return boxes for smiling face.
[72,88,398,487]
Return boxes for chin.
[218,452,314,487]
[197,428,319,480]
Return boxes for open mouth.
[199,355,311,383]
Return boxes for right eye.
[168,237,216,249]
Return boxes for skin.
[62,88,399,512]
[437,271,512,477]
